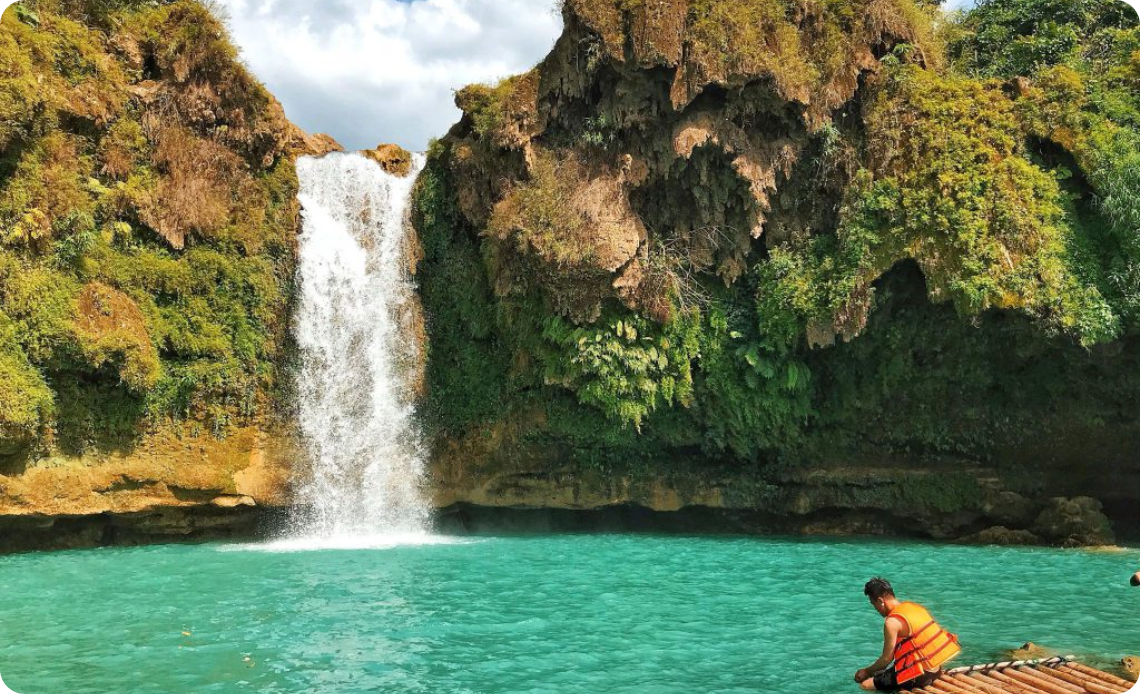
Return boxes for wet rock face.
[1032,497,1115,547]
[0,426,297,553]
[429,436,1125,547]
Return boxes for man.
[1131,571,1139,587]
[855,577,962,691]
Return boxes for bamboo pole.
[1039,666,1103,691]
[947,674,1004,694]
[942,674,999,694]
[1025,665,1102,694]
[1005,667,1081,694]
[953,673,1011,694]
[1065,663,1134,690]
[1082,681,1126,694]
[930,678,975,694]
[1054,665,1117,692]
[975,671,1040,694]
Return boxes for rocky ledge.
[429,417,1130,547]
[0,436,1127,552]
[0,427,294,553]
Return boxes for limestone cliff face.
[440,0,936,323]
[416,0,1140,546]
[427,406,1128,547]
[0,0,338,548]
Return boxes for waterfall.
[288,151,431,546]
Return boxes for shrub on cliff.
[758,62,1119,347]
[0,0,305,452]
[951,0,1140,334]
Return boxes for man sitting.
[855,578,962,691]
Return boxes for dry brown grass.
[137,123,242,248]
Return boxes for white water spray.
[288,151,431,545]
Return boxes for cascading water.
[288,151,431,546]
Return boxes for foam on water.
[287,151,430,546]
[223,533,472,553]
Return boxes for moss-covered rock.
[0,335,52,454]
[73,281,161,391]
[362,143,413,177]
[0,0,340,458]
[1033,496,1115,546]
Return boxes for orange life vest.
[888,601,962,684]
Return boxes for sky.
[214,0,564,152]
[213,0,1140,151]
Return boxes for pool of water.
[0,534,1135,694]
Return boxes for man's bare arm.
[854,619,901,682]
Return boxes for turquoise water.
[0,535,1136,694]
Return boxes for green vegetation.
[0,0,301,454]
[0,316,53,444]
[536,310,700,428]
[413,143,510,433]
[760,63,1119,347]
[419,0,1140,469]
[487,150,593,267]
[952,0,1140,332]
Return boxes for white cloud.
[214,0,563,151]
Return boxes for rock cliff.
[0,0,335,549]
[415,0,1140,545]
[2,0,1138,551]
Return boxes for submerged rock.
[1122,656,1139,681]
[959,527,1041,546]
[1004,642,1060,662]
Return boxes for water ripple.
[0,535,1134,694]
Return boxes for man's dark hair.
[864,577,895,600]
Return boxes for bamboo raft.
[909,657,1136,694]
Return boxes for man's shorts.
[873,668,941,692]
